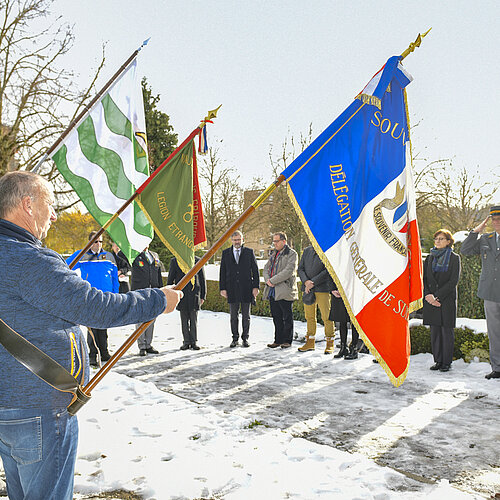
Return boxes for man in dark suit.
[219,230,260,347]
[131,246,164,356]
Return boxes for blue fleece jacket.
[66,249,119,293]
[0,220,167,410]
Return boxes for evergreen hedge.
[454,242,484,319]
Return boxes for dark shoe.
[89,358,98,368]
[439,364,451,372]
[180,344,190,351]
[267,343,281,348]
[242,340,250,348]
[230,340,239,348]
[280,343,291,349]
[191,344,201,351]
[334,344,348,359]
[430,363,441,371]
[139,349,147,357]
[146,347,159,354]
[101,352,111,362]
[485,371,500,379]
[344,345,358,360]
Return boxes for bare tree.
[266,124,314,254]
[0,0,104,181]
[413,156,500,248]
[198,139,243,251]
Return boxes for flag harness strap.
[0,318,90,415]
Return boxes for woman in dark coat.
[167,256,206,350]
[423,229,461,372]
[329,284,359,360]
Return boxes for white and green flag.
[52,58,153,262]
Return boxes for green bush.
[410,325,489,361]
[409,325,432,355]
[455,241,484,319]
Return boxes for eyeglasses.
[272,239,282,244]
[95,240,103,243]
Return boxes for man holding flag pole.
[0,39,186,499]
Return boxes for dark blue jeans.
[0,407,78,500]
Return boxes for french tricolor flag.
[281,56,422,386]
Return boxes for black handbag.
[302,290,316,305]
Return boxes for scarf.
[0,219,40,246]
[268,249,282,299]
[430,246,452,273]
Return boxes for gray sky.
[52,0,499,191]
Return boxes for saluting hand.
[161,286,183,313]
[473,216,490,234]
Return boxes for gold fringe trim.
[136,198,193,277]
[403,87,423,316]
[286,184,409,387]
[409,297,423,314]
[355,93,381,110]
[355,83,391,110]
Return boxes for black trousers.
[229,302,251,340]
[180,310,198,346]
[269,298,294,344]
[88,328,109,360]
[430,325,454,366]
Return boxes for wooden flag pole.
[67,174,285,414]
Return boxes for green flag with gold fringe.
[136,136,206,274]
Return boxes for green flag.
[136,137,206,274]
[51,58,153,262]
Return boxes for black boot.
[344,344,358,360]
[334,343,348,358]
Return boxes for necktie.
[235,249,240,264]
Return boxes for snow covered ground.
[1,310,498,499]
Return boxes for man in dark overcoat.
[168,256,206,350]
[131,246,164,356]
[219,230,260,347]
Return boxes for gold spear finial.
[400,28,432,60]
[204,104,222,122]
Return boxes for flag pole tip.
[139,37,151,51]
[201,104,222,125]
[400,29,432,61]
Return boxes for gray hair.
[231,230,243,238]
[0,171,49,218]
